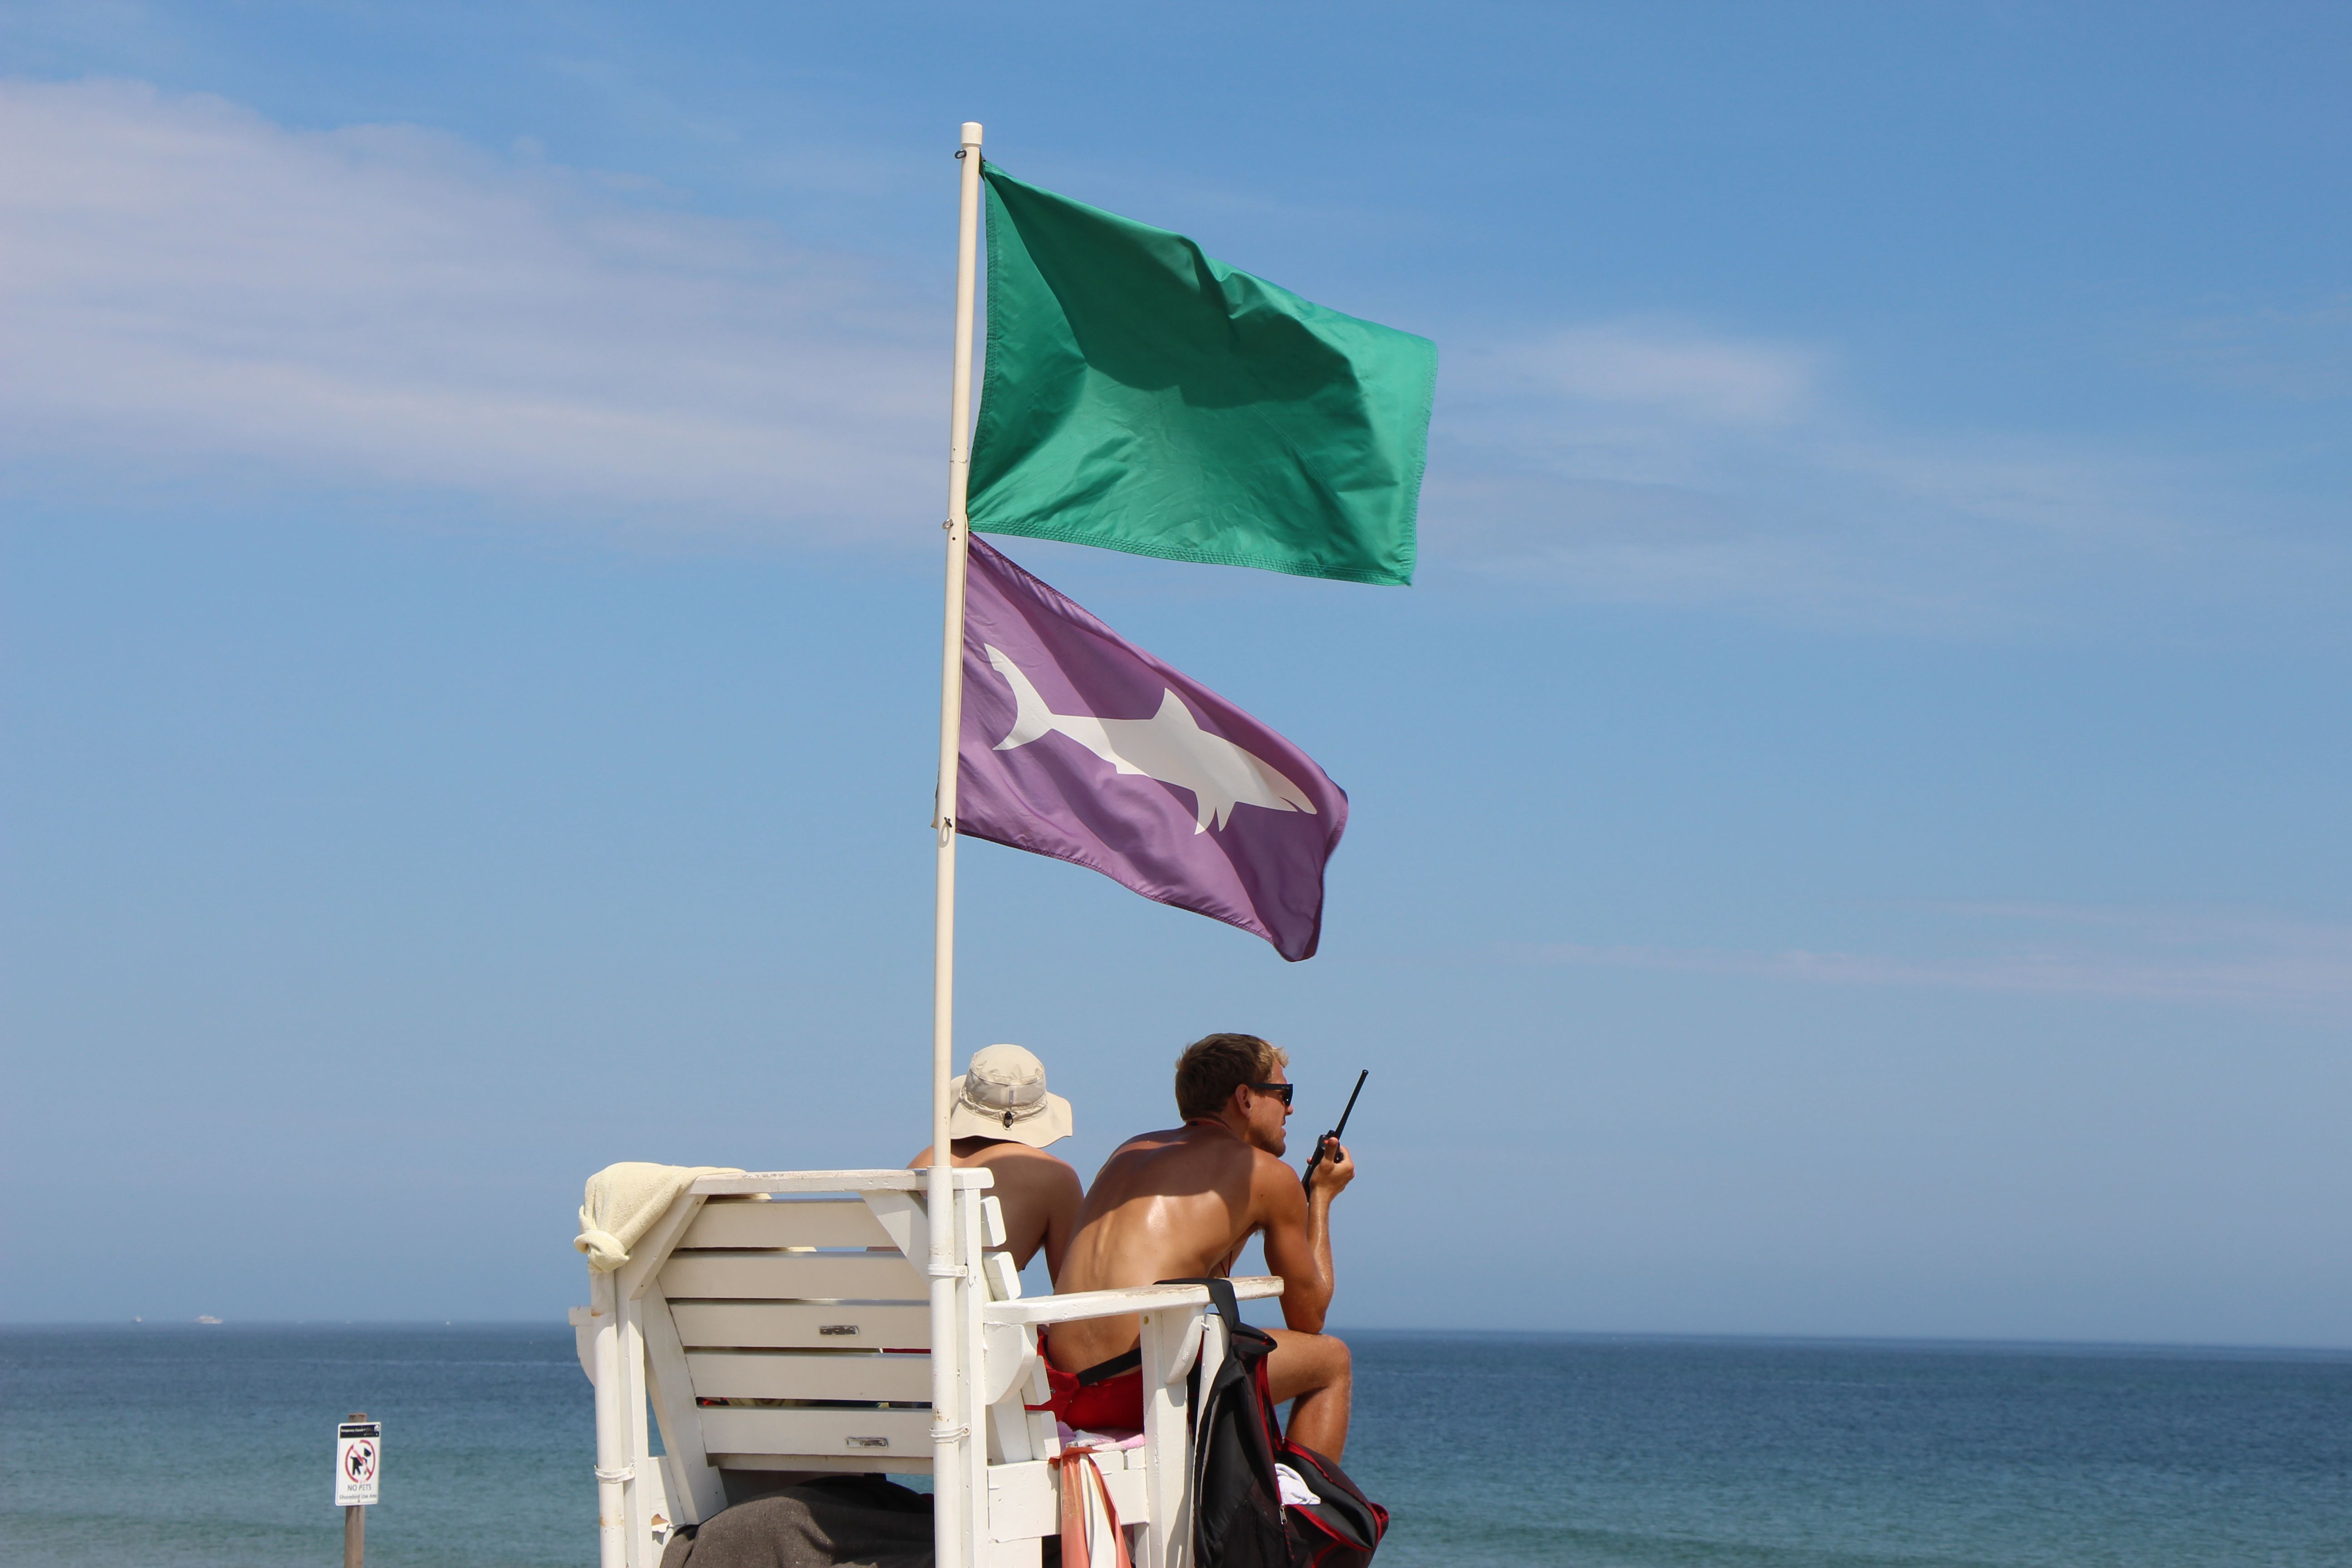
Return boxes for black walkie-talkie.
[1302,1070,1368,1191]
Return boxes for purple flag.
[956,537,1348,961]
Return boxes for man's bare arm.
[1257,1143,1352,1332]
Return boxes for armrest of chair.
[980,1275,1282,1327]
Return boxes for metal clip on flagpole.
[930,118,985,1568]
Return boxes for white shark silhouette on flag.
[985,645,1318,833]
[955,537,1349,961]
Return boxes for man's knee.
[1270,1329,1349,1401]
[1289,1335,1345,1392]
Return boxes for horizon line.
[7,1319,2347,1359]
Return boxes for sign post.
[336,1413,380,1568]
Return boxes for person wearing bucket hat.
[907,1044,1084,1283]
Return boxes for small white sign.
[336,1421,382,1507]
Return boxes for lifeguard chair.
[574,1166,1279,1568]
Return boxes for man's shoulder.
[1112,1125,1266,1170]
[978,1145,1081,1198]
[1110,1125,1194,1150]
[1087,1126,1186,1169]
[1245,1144,1307,1215]
[976,1142,1077,1173]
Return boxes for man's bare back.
[1050,1035,1357,1457]
[1050,1122,1305,1363]
[907,1137,1082,1281]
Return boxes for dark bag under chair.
[1275,1441,1387,1568]
[1167,1279,1387,1568]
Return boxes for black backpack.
[1168,1279,1387,1568]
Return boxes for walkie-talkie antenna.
[1302,1069,1369,1190]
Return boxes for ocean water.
[3,1324,2347,1567]
[1342,1332,2352,1568]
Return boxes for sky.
[3,1,2349,1346]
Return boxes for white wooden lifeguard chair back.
[575,1168,1281,1568]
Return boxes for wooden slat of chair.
[686,1348,931,1403]
[690,1169,993,1195]
[669,1300,931,1351]
[681,1196,896,1250]
[660,1250,926,1301]
[696,1405,934,1461]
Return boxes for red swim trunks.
[1044,1346,1144,1434]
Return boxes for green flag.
[967,167,1436,587]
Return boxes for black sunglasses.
[1247,1081,1294,1106]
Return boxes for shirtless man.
[1047,1033,1357,1458]
[909,1044,1084,1281]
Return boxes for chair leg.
[1137,1306,1207,1568]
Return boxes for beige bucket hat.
[947,1044,1073,1148]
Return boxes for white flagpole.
[929,118,985,1568]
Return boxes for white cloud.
[0,77,938,531]
[2164,297,2352,400]
[1517,904,2352,1013]
[1425,318,2211,631]
[1483,323,1821,426]
[1,78,2325,632]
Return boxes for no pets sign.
[336,1421,382,1506]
